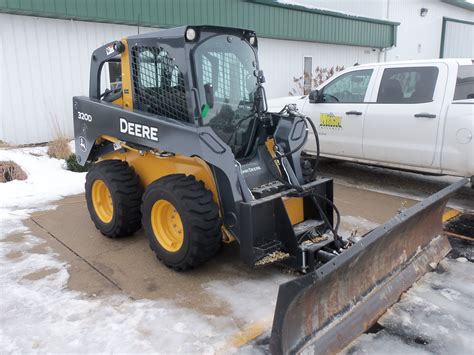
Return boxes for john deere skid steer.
[73,26,467,354]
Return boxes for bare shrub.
[289,65,345,96]
[47,137,72,160]
[47,113,72,159]
[0,161,27,183]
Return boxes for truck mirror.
[309,90,319,103]
[204,83,215,109]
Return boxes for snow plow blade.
[270,178,468,355]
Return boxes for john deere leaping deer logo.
[79,136,87,152]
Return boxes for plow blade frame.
[270,178,468,355]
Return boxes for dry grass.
[0,161,27,183]
[47,137,71,160]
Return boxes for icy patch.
[344,258,474,354]
[205,272,292,325]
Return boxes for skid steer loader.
[73,26,467,354]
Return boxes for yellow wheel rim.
[151,200,184,252]
[91,179,114,223]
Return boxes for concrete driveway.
[9,183,415,339]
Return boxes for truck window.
[454,65,474,101]
[377,67,438,104]
[321,69,373,103]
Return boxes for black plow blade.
[270,178,468,354]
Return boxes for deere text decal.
[320,113,342,129]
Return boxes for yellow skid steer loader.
[73,26,467,354]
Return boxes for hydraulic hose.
[266,105,344,248]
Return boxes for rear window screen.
[377,66,438,104]
[454,65,474,101]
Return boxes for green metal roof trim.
[441,0,474,11]
[0,0,398,48]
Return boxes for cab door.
[303,68,377,159]
[363,63,448,168]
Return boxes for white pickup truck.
[268,59,474,186]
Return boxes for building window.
[377,67,439,104]
[303,57,312,95]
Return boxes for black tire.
[301,156,315,182]
[85,160,143,238]
[142,174,221,271]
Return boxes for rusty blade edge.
[298,235,451,354]
[269,178,468,355]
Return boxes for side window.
[377,66,439,104]
[454,65,474,101]
[131,47,188,121]
[322,69,373,103]
[138,50,157,88]
[99,59,122,102]
[108,61,122,90]
[303,56,312,95]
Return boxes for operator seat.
[377,79,404,103]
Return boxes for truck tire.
[85,160,143,238]
[301,156,315,182]
[142,174,221,271]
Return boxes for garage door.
[440,17,474,58]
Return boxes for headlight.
[185,27,197,41]
[248,34,256,45]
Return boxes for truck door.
[363,63,448,168]
[303,68,376,159]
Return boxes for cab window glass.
[108,61,122,90]
[454,65,474,101]
[377,66,438,103]
[322,69,373,103]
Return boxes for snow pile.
[277,0,365,18]
[345,258,474,354]
[0,147,239,353]
[0,147,85,211]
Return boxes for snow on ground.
[345,258,474,354]
[0,147,239,353]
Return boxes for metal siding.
[0,0,397,48]
[443,20,474,58]
[0,13,381,144]
[258,37,379,99]
[384,0,473,61]
[0,14,148,144]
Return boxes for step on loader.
[73,26,468,354]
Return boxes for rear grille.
[131,46,189,121]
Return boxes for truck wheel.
[142,174,221,271]
[85,160,143,238]
[301,157,315,182]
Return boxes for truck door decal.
[320,113,342,129]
